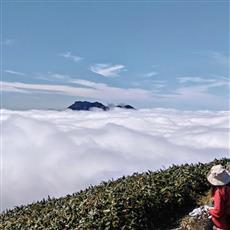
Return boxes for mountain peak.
[68,101,109,111]
[68,101,135,111]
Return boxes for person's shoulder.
[215,186,226,195]
[213,185,229,196]
[226,183,230,191]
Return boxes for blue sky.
[1,0,229,110]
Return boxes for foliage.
[1,158,229,230]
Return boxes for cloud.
[47,73,69,80]
[174,77,229,102]
[159,82,228,105]
[1,80,153,101]
[177,77,229,86]
[90,64,125,77]
[180,78,229,91]
[5,70,26,76]
[35,73,71,81]
[2,75,228,109]
[144,71,158,78]
[177,77,217,84]
[210,52,230,66]
[1,84,29,93]
[59,52,82,63]
[1,108,229,211]
[144,79,167,89]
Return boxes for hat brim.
[207,171,230,186]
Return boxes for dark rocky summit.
[68,101,109,111]
[116,104,135,110]
[68,101,135,111]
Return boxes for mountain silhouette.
[68,101,109,111]
[68,101,135,111]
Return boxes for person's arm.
[209,188,225,218]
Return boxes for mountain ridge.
[1,158,229,229]
[68,101,135,111]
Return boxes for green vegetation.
[1,158,229,230]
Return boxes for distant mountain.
[68,101,109,111]
[116,104,135,110]
[68,101,135,111]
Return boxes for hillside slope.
[1,158,229,230]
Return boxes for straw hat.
[207,164,230,186]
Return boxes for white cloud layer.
[90,64,125,77]
[1,108,229,211]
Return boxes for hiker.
[204,164,230,230]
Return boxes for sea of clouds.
[1,108,229,211]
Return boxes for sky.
[1,0,229,110]
[1,108,229,210]
[1,0,230,212]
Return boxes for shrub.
[1,158,229,230]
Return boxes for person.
[205,164,230,230]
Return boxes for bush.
[1,158,229,230]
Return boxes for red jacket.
[209,184,230,230]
